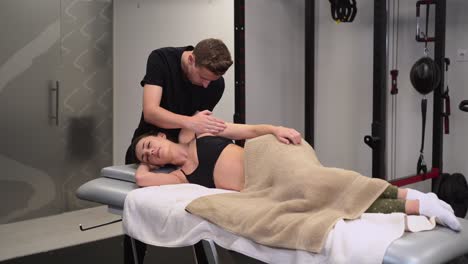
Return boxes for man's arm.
[143,84,226,133]
[215,123,302,144]
[142,84,189,129]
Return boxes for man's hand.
[272,126,301,145]
[188,110,227,134]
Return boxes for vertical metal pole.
[130,238,140,264]
[193,242,209,264]
[234,0,246,146]
[305,0,315,146]
[432,0,446,191]
[371,0,388,179]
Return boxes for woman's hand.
[272,126,302,145]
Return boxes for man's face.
[186,56,220,88]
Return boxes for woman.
[131,122,461,231]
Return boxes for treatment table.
[76,165,468,264]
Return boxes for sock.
[406,188,454,213]
[419,194,461,231]
[406,188,424,200]
[425,193,454,213]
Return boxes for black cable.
[417,98,428,175]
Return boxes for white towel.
[123,184,434,264]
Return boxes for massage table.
[76,164,468,264]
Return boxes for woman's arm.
[135,163,185,187]
[215,123,302,144]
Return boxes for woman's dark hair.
[129,131,177,164]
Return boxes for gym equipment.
[409,0,441,176]
[460,100,468,112]
[329,0,357,23]
[410,56,441,95]
[442,58,451,134]
[416,98,429,175]
[437,97,468,217]
[410,1,441,95]
[415,0,436,43]
[438,173,468,218]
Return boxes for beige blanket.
[185,135,389,253]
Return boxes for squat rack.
[366,0,446,192]
[234,0,447,192]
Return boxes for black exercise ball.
[410,57,441,95]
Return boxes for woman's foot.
[406,188,454,213]
[418,194,461,231]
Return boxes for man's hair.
[193,38,233,76]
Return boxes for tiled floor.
[0,206,122,262]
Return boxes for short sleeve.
[199,77,225,111]
[140,50,166,87]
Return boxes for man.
[124,38,233,264]
[126,38,233,163]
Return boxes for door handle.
[50,80,59,126]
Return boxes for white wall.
[113,0,234,164]
[244,0,305,133]
[314,1,374,175]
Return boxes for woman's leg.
[377,185,455,213]
[368,185,461,231]
[377,185,399,199]
[365,198,406,214]
[365,186,408,214]
[376,185,410,200]
[378,185,411,200]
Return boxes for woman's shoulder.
[196,133,216,139]
[196,134,232,141]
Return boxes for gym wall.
[113,1,468,186]
[314,0,468,189]
[314,0,375,176]
[244,0,305,135]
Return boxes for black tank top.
[181,136,233,188]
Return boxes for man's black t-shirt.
[127,46,225,162]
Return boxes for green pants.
[365,185,406,214]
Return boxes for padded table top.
[76,165,468,264]
[100,164,175,182]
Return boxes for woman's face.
[135,134,171,166]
